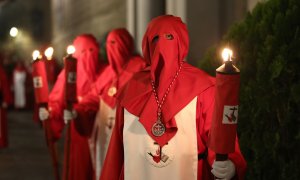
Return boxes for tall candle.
[64,45,77,104]
[32,50,49,104]
[208,48,240,160]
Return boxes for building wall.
[187,0,247,65]
[51,0,126,59]
[51,0,260,63]
[0,0,51,62]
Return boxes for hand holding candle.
[208,47,240,161]
[31,49,60,180]
[63,45,77,180]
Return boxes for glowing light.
[222,48,233,62]
[32,50,40,60]
[44,47,54,60]
[10,27,18,37]
[67,45,75,55]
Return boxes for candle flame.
[67,45,75,55]
[32,50,41,60]
[222,48,233,62]
[44,47,54,60]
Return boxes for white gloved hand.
[39,107,49,121]
[211,159,236,180]
[63,109,77,124]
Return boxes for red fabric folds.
[101,15,247,180]
[48,34,103,180]
[74,28,146,136]
[0,65,12,148]
[119,15,213,147]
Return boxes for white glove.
[211,159,236,180]
[39,107,49,121]
[63,109,77,124]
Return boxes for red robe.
[0,65,13,148]
[74,29,146,180]
[48,34,104,180]
[100,66,246,180]
[74,29,146,136]
[100,15,246,180]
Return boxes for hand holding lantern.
[31,49,60,180]
[208,48,240,178]
[63,45,77,123]
[63,45,77,180]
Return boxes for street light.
[10,27,18,37]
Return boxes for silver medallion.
[152,121,165,137]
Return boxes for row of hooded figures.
[36,15,247,180]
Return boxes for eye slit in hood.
[164,33,174,40]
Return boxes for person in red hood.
[0,62,13,148]
[100,15,247,180]
[63,28,146,180]
[39,34,106,180]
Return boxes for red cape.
[101,15,247,180]
[0,65,12,148]
[74,29,146,137]
[48,34,103,180]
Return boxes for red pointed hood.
[119,15,215,147]
[101,28,146,108]
[73,34,100,84]
[142,15,189,90]
[106,28,134,75]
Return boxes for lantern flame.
[222,48,233,62]
[32,50,41,60]
[67,45,75,55]
[44,47,54,60]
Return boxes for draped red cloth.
[74,28,146,136]
[48,34,104,180]
[101,15,246,180]
[0,65,12,148]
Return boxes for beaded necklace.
[151,62,183,137]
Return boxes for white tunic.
[14,71,26,108]
[89,99,115,180]
[123,97,198,180]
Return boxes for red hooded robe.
[0,65,13,148]
[100,15,247,180]
[48,34,104,180]
[74,28,146,180]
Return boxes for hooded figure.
[13,61,27,109]
[0,64,12,148]
[39,34,105,180]
[100,15,247,180]
[69,28,146,180]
